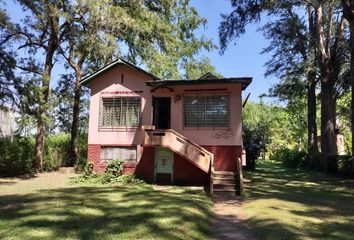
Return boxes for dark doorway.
[153,97,171,129]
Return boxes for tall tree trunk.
[308,74,318,154]
[320,77,337,172]
[33,19,58,170]
[342,0,354,174]
[70,72,82,166]
[34,118,45,169]
[315,5,339,172]
[307,7,318,155]
[349,23,354,175]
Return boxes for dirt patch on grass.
[0,172,79,195]
[212,195,254,240]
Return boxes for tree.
[313,2,346,161]
[219,1,348,168]
[260,4,319,154]
[342,2,354,175]
[11,0,67,169]
[0,8,17,106]
[57,0,217,166]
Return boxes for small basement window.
[100,146,137,163]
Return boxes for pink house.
[82,59,251,195]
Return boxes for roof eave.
[80,58,159,85]
[146,78,252,90]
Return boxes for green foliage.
[105,159,123,177]
[337,92,352,155]
[74,159,142,184]
[43,134,87,171]
[83,161,94,176]
[0,137,34,176]
[243,101,307,169]
[272,148,307,168]
[73,169,144,185]
[0,134,87,176]
[243,123,268,170]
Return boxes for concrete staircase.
[213,171,237,195]
[143,129,213,173]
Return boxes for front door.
[154,147,173,184]
[153,97,171,129]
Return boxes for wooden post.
[236,157,244,195]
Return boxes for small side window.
[100,146,137,163]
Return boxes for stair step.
[213,178,235,185]
[213,188,236,193]
[214,171,236,176]
[213,175,235,180]
[213,184,236,191]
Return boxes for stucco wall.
[88,65,153,145]
[88,65,243,146]
[152,84,243,146]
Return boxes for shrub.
[83,162,94,176]
[44,134,71,171]
[0,134,88,176]
[0,137,35,176]
[105,159,123,176]
[337,156,352,177]
[44,134,88,171]
[272,148,307,168]
[243,123,268,170]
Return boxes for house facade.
[83,59,251,194]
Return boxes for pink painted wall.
[88,65,153,145]
[88,64,243,146]
[152,84,243,146]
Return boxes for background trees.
[0,0,218,173]
[220,0,353,171]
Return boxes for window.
[183,95,229,127]
[100,97,141,127]
[100,146,137,163]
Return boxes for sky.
[3,0,278,103]
[191,0,277,102]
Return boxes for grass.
[243,160,354,240]
[0,173,212,240]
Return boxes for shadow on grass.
[0,184,211,240]
[244,160,354,240]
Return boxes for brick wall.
[88,144,140,174]
[202,145,242,171]
[135,147,154,182]
[173,153,209,185]
[88,144,105,172]
[88,144,241,183]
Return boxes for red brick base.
[87,144,241,184]
[202,145,242,171]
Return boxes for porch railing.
[143,129,213,173]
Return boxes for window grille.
[100,97,141,127]
[100,146,137,163]
[183,95,229,127]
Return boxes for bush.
[272,148,307,168]
[243,124,268,170]
[73,159,144,184]
[337,156,352,177]
[0,134,88,176]
[44,134,71,170]
[0,137,35,176]
[44,134,88,171]
[105,159,123,176]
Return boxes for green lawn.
[243,160,354,240]
[0,173,212,240]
